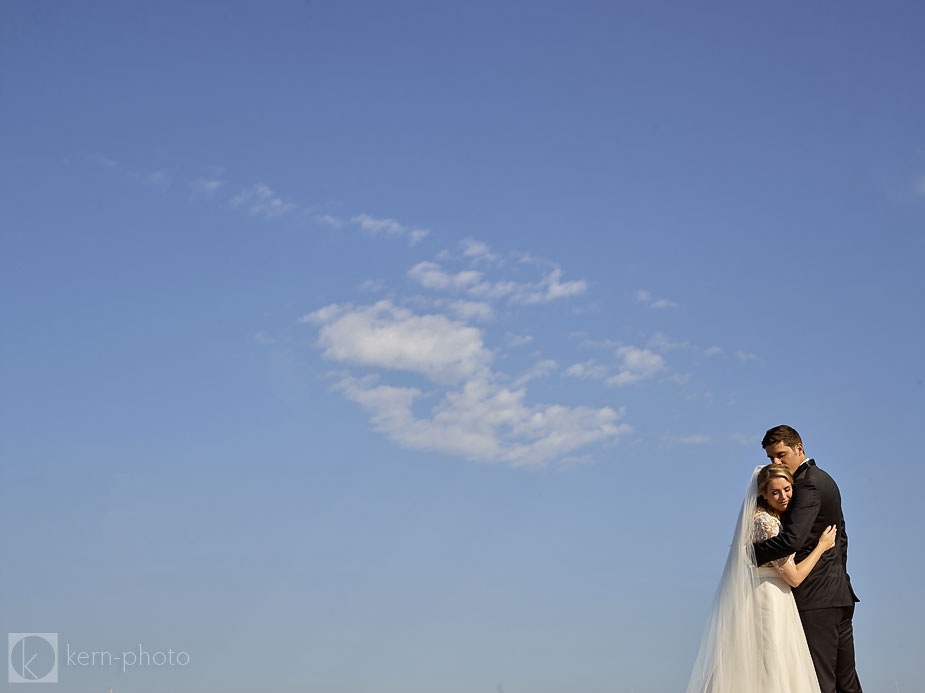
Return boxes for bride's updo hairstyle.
[756,463,795,512]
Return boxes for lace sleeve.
[752,511,796,572]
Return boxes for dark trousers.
[800,605,862,693]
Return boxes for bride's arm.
[775,525,837,588]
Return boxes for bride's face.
[763,477,793,513]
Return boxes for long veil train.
[686,466,763,692]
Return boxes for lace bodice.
[751,508,796,573]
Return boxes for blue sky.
[2,1,923,691]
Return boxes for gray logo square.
[8,633,58,683]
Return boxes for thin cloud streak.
[408,258,588,306]
[230,183,296,219]
[635,289,679,309]
[190,178,223,199]
[317,213,429,245]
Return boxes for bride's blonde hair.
[756,463,794,512]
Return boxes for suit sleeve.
[840,512,848,572]
[753,479,820,566]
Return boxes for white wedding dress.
[686,466,821,692]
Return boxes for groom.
[753,425,862,693]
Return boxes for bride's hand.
[817,525,837,552]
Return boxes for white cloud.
[607,346,665,387]
[512,359,557,387]
[467,279,520,300]
[648,332,690,352]
[635,289,679,309]
[335,375,422,433]
[316,214,344,228]
[352,213,403,235]
[448,300,494,322]
[704,346,724,356]
[512,268,588,304]
[311,300,493,385]
[335,373,628,468]
[461,238,499,263]
[506,333,534,348]
[231,183,296,219]
[413,258,587,306]
[300,303,352,324]
[189,178,223,199]
[408,262,483,291]
[564,359,610,380]
[304,299,630,467]
[735,350,759,362]
[351,213,429,245]
[358,279,387,293]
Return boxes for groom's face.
[764,442,805,474]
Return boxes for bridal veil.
[686,465,764,692]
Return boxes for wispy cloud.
[461,237,500,263]
[448,300,494,322]
[408,262,483,291]
[512,359,557,387]
[334,372,628,468]
[306,300,492,385]
[316,214,344,228]
[357,279,387,293]
[306,301,629,467]
[648,332,691,352]
[564,359,610,380]
[409,257,588,306]
[189,178,223,199]
[352,213,430,245]
[316,213,429,245]
[230,183,296,219]
[566,345,667,387]
[512,268,588,304]
[83,156,430,248]
[735,350,759,362]
[607,347,666,387]
[635,289,679,309]
[506,333,534,348]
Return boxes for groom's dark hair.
[761,425,803,449]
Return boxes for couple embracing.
[687,425,862,692]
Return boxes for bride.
[686,464,837,692]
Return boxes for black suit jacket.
[753,459,859,611]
